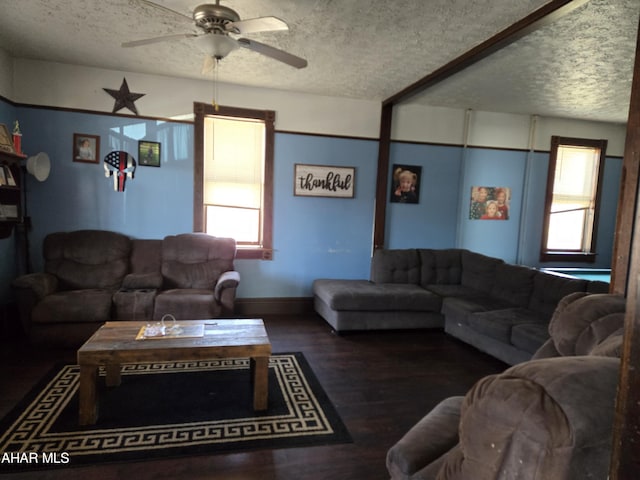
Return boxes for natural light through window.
[547,145,598,250]
[203,116,265,245]
[541,136,606,262]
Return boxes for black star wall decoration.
[103,78,145,115]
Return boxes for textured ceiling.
[0,0,637,123]
[410,0,640,124]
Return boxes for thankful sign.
[294,164,355,198]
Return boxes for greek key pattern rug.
[0,353,351,472]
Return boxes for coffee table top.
[77,319,271,365]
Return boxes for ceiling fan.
[122,0,307,70]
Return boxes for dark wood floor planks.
[0,314,507,480]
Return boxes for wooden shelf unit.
[0,150,25,238]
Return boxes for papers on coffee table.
[135,323,205,340]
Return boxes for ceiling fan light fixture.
[194,33,238,59]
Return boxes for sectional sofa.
[386,291,626,479]
[313,248,610,365]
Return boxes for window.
[540,136,607,262]
[194,103,274,260]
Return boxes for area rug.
[0,353,351,472]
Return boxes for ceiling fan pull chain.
[213,58,220,111]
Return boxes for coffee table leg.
[78,364,98,425]
[105,363,122,387]
[250,356,269,411]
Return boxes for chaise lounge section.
[313,248,609,365]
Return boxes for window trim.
[194,102,275,260]
[539,135,607,263]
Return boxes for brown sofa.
[12,230,239,347]
[386,292,626,480]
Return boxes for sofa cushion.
[460,250,503,293]
[161,234,235,289]
[153,289,221,320]
[418,249,462,286]
[528,272,588,317]
[31,289,113,324]
[370,249,421,284]
[490,263,536,308]
[425,284,482,298]
[44,230,131,290]
[129,239,162,274]
[465,308,545,344]
[548,293,626,356]
[313,279,441,312]
[590,326,625,358]
[511,322,550,354]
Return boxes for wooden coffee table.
[76,319,271,426]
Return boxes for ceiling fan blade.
[237,38,307,69]
[122,33,197,48]
[227,16,289,34]
[137,0,193,22]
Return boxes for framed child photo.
[73,133,100,164]
[139,140,161,167]
[390,164,421,204]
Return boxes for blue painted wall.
[0,101,623,303]
[386,142,463,249]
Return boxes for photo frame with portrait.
[469,186,512,220]
[139,140,161,167]
[390,164,422,204]
[73,133,100,164]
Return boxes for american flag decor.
[104,151,136,192]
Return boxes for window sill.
[540,252,596,263]
[236,248,273,260]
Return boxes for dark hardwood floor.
[0,314,507,480]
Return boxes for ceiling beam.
[373,0,590,251]
[382,0,589,107]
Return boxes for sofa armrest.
[11,272,59,335]
[386,396,464,479]
[214,271,240,315]
[121,272,163,290]
[12,272,58,299]
[448,356,619,479]
[214,271,240,299]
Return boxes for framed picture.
[73,133,100,164]
[138,140,161,167]
[469,186,511,220]
[390,164,421,204]
[294,164,355,198]
[0,123,16,154]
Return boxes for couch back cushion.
[490,263,536,308]
[460,250,503,293]
[161,234,236,289]
[44,230,131,290]
[419,249,462,286]
[370,249,420,284]
[130,239,162,273]
[528,272,588,317]
[547,292,626,356]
